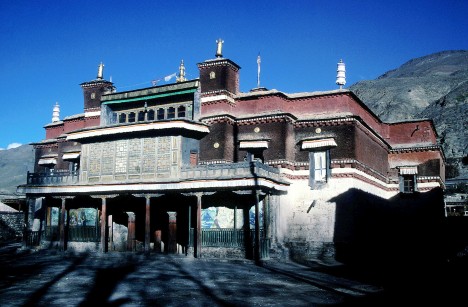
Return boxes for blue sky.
[0,0,467,150]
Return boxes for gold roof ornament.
[176,60,187,83]
[216,38,224,58]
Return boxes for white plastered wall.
[275,170,399,245]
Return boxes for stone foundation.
[66,242,100,253]
[200,247,246,259]
[286,241,336,264]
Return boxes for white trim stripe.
[239,141,269,149]
[17,177,288,194]
[85,111,101,117]
[62,153,80,160]
[201,95,235,104]
[399,166,418,175]
[66,121,209,141]
[38,158,57,165]
[302,138,337,149]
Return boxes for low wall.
[0,212,23,242]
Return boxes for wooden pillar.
[127,212,136,251]
[108,215,114,251]
[196,193,202,258]
[254,190,260,264]
[263,195,269,238]
[95,208,100,243]
[22,197,32,248]
[167,211,177,253]
[65,207,70,251]
[181,192,214,258]
[145,197,151,253]
[233,206,238,245]
[38,200,46,244]
[154,230,162,253]
[60,198,66,251]
[243,206,253,259]
[187,205,191,255]
[132,193,163,253]
[100,198,108,253]
[36,198,48,245]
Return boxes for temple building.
[18,41,446,264]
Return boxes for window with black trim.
[400,174,417,193]
[177,105,186,118]
[167,107,175,119]
[119,113,127,123]
[138,111,145,121]
[157,108,165,120]
[147,109,155,121]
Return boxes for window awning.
[239,140,269,149]
[399,166,418,175]
[301,138,337,150]
[62,152,81,160]
[38,158,57,165]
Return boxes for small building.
[18,41,446,264]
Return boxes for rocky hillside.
[0,145,35,199]
[350,50,468,179]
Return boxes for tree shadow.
[78,255,137,307]
[22,252,89,307]
[143,256,237,307]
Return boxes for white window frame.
[398,166,418,193]
[302,138,336,189]
[309,150,331,188]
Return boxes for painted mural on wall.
[49,208,97,226]
[202,206,263,229]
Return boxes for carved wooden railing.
[25,161,284,186]
[180,161,282,182]
[27,170,79,185]
[188,228,265,247]
[44,226,100,242]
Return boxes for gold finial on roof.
[176,60,187,83]
[216,38,224,58]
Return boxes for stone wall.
[0,212,24,242]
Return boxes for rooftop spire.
[336,59,346,89]
[257,53,261,88]
[176,60,187,83]
[52,102,60,122]
[97,62,104,80]
[215,38,224,58]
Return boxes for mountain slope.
[350,50,468,179]
[0,145,35,198]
